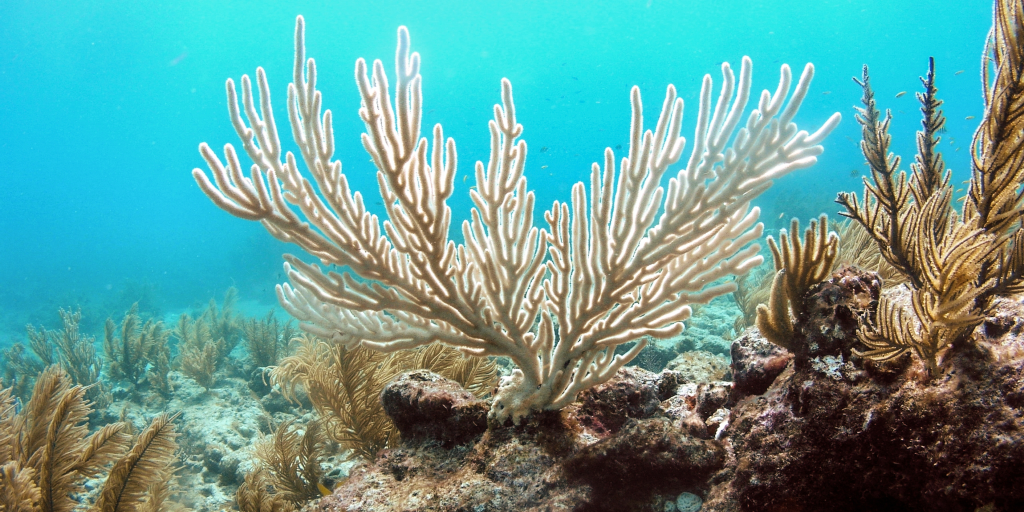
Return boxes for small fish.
[615,144,622,150]
[955,70,965,75]
[463,175,467,182]
[318,482,332,496]
[966,115,975,120]
[168,50,188,66]
[849,169,859,177]
[541,165,548,169]
[822,91,831,95]
[956,147,961,152]
[571,76,578,80]
[778,212,785,219]
[540,146,549,153]
[956,188,964,193]
[895,91,907,98]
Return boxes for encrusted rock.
[666,350,731,383]
[321,367,721,512]
[565,417,725,500]
[246,367,272,396]
[704,407,729,437]
[703,294,1024,511]
[695,382,731,418]
[662,381,731,440]
[576,366,679,434]
[380,370,488,448]
[729,328,792,402]
[799,265,880,360]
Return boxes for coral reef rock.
[666,349,731,383]
[799,265,880,360]
[703,289,1024,511]
[380,369,489,448]
[318,366,726,512]
[728,329,791,403]
[316,266,1024,511]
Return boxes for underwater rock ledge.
[704,291,1024,512]
[315,267,1024,512]
[316,366,728,512]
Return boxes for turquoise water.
[0,0,990,339]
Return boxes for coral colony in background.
[4,0,1024,510]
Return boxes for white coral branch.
[193,16,840,424]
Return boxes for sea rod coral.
[193,16,840,423]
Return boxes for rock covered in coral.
[318,277,1024,511]
[703,294,1024,511]
[729,265,879,405]
[564,417,725,502]
[662,381,732,439]
[575,366,680,434]
[380,369,488,448]
[798,265,879,360]
[318,367,726,512]
[728,328,791,402]
[666,350,731,383]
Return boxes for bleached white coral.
[193,16,839,423]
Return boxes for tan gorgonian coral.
[96,412,181,512]
[0,342,47,399]
[194,16,839,423]
[243,312,296,369]
[965,0,1024,301]
[203,288,244,361]
[755,215,838,353]
[731,265,772,331]
[236,467,295,512]
[251,419,327,504]
[104,303,172,391]
[838,0,1024,377]
[736,217,887,334]
[172,289,247,390]
[25,308,108,409]
[854,220,997,376]
[173,313,221,390]
[412,341,499,397]
[278,338,400,462]
[0,367,180,512]
[271,334,498,461]
[831,218,907,286]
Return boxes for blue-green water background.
[0,0,992,341]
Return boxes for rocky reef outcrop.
[315,266,1024,511]
[317,366,729,511]
[705,293,1024,511]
